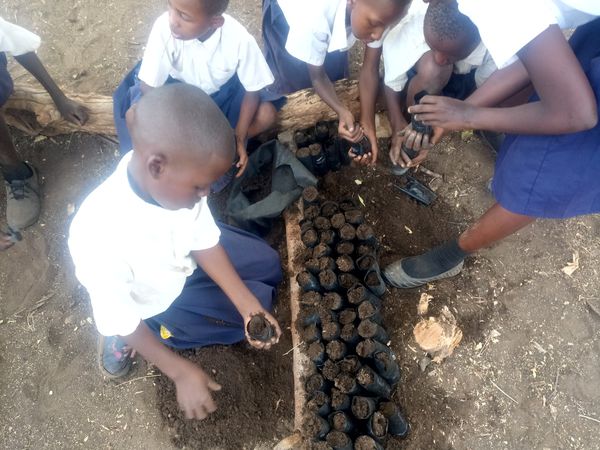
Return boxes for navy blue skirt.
[112,62,246,154]
[262,0,349,96]
[491,18,600,218]
[144,222,282,349]
[0,53,14,107]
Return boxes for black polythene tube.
[305,373,328,397]
[330,388,351,411]
[357,319,390,344]
[357,299,383,324]
[337,355,361,375]
[319,269,340,292]
[333,372,360,395]
[351,396,377,420]
[338,273,360,290]
[307,341,327,366]
[357,365,393,399]
[354,435,385,450]
[297,270,321,292]
[322,321,341,342]
[366,411,389,443]
[302,323,322,344]
[340,323,361,346]
[373,351,401,386]
[320,200,340,218]
[307,391,331,417]
[356,339,393,359]
[379,401,410,438]
[328,410,355,433]
[306,413,330,440]
[325,431,353,450]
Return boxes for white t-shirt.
[69,153,221,337]
[138,12,274,94]
[278,0,383,67]
[383,1,496,92]
[458,0,599,69]
[0,17,41,56]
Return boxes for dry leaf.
[561,251,579,276]
[358,195,366,207]
[404,226,413,235]
[354,179,363,185]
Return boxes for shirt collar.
[329,0,356,52]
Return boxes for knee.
[254,102,277,133]
[414,51,453,94]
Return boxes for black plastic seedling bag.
[226,140,317,235]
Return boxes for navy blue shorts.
[262,0,349,96]
[0,53,14,107]
[144,222,282,349]
[112,62,247,155]
[492,18,600,218]
[406,66,477,101]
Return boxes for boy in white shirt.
[360,0,496,170]
[385,0,599,289]
[70,84,282,420]
[0,17,87,249]
[262,0,410,160]
[113,0,276,183]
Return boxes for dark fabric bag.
[226,140,317,235]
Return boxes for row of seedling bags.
[296,187,409,450]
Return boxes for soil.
[331,389,351,411]
[336,255,355,273]
[306,374,326,396]
[370,412,388,438]
[314,217,332,231]
[326,340,348,361]
[334,374,357,394]
[354,435,381,450]
[339,309,358,326]
[331,213,346,229]
[2,0,600,448]
[336,241,354,255]
[340,324,359,345]
[319,270,338,290]
[302,229,319,248]
[339,223,357,241]
[320,202,340,218]
[303,185,320,205]
[322,322,341,342]
[338,356,361,375]
[326,430,351,447]
[331,412,351,432]
[319,257,336,272]
[322,360,341,382]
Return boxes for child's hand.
[56,97,89,126]
[409,95,475,132]
[351,124,378,166]
[389,123,432,168]
[174,361,222,420]
[338,109,363,143]
[243,310,282,350]
[235,142,249,178]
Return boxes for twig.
[115,374,162,387]
[282,342,302,357]
[10,292,55,319]
[579,414,600,425]
[549,367,560,402]
[418,166,442,179]
[490,380,518,404]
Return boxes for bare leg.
[0,113,22,169]
[406,51,453,107]
[247,102,277,138]
[458,203,535,253]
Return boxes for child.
[262,0,410,161]
[359,0,496,168]
[70,84,283,420]
[0,17,88,249]
[384,0,599,288]
[113,0,276,180]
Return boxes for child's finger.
[208,380,222,391]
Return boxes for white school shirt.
[138,12,274,94]
[382,1,496,92]
[277,0,384,67]
[68,152,221,337]
[458,0,599,69]
[0,17,41,56]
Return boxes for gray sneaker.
[5,164,41,230]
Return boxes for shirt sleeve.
[0,17,41,56]
[189,197,221,251]
[138,13,174,87]
[285,21,330,66]
[458,0,558,69]
[236,31,275,92]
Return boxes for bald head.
[128,83,236,163]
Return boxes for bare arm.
[358,46,383,164]
[192,244,281,349]
[122,321,221,420]
[14,52,88,125]
[412,25,598,138]
[234,91,260,177]
[308,63,363,142]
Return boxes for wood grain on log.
[4,79,360,137]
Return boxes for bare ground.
[1,1,599,449]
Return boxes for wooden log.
[4,79,361,137]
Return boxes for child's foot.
[98,335,132,379]
[383,239,467,289]
[4,163,41,230]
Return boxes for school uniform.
[457,0,600,218]
[113,12,274,155]
[0,17,41,107]
[68,152,282,349]
[382,0,496,99]
[262,0,384,96]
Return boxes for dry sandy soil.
[1,1,599,449]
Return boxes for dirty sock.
[2,162,33,182]
[401,239,469,279]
